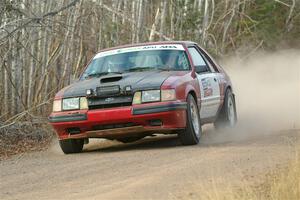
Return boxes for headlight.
[132,89,176,105]
[53,100,62,112]
[53,97,88,111]
[62,98,80,110]
[161,89,176,101]
[142,90,160,103]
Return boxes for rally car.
[49,41,237,154]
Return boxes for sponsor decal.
[201,78,213,97]
[218,74,226,97]
[94,44,185,59]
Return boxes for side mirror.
[195,65,209,74]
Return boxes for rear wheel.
[179,94,202,145]
[59,139,84,154]
[214,89,237,129]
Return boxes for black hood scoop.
[100,74,123,83]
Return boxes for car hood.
[60,71,184,98]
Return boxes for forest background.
[0,0,299,122]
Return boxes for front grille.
[92,122,136,131]
[88,95,132,110]
[89,102,131,110]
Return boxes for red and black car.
[49,41,237,154]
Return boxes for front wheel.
[179,94,202,145]
[214,89,237,129]
[59,139,84,154]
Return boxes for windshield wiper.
[85,72,122,79]
[127,66,154,72]
[127,66,169,72]
[128,65,175,72]
[157,65,174,71]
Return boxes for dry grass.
[260,155,300,200]
[0,122,54,160]
[201,149,300,200]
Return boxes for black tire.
[214,89,237,129]
[179,94,202,145]
[117,136,145,143]
[59,139,84,154]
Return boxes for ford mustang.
[49,41,237,154]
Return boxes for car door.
[187,46,221,119]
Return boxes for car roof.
[96,41,198,54]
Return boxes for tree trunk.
[159,0,167,41]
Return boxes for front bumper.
[49,101,187,140]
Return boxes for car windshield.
[81,48,190,79]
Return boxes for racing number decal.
[198,74,221,119]
[201,78,213,97]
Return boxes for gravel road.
[1,127,299,200]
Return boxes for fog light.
[53,100,62,112]
[80,97,88,109]
[86,89,93,96]
[125,85,132,92]
[161,89,176,101]
[132,91,142,104]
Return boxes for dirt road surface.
[1,128,299,200]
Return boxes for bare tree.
[0,0,299,122]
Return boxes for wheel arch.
[225,86,236,101]
[188,90,197,100]
[225,86,236,112]
[226,85,232,93]
[185,89,201,110]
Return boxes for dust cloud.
[222,49,300,132]
[201,50,299,144]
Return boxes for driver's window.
[144,55,163,66]
[188,47,210,73]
